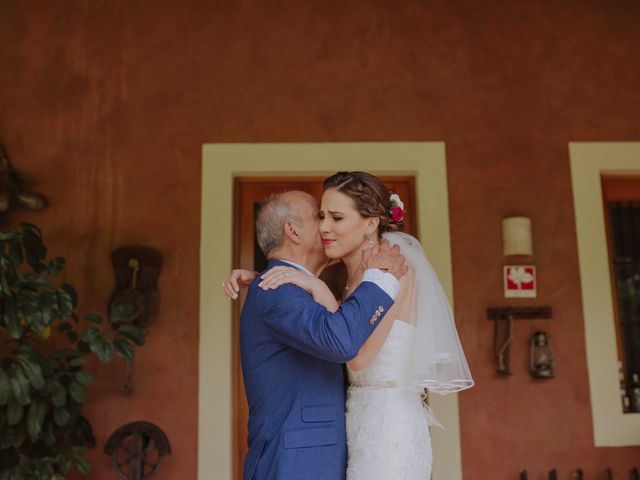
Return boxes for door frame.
[231,175,417,479]
[199,142,463,479]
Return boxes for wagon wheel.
[105,421,171,480]
[112,433,162,479]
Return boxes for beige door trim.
[199,142,463,479]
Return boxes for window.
[602,177,640,414]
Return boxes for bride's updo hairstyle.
[323,171,404,238]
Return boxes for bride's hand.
[258,266,314,292]
[259,266,340,312]
[224,269,256,300]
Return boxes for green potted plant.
[0,223,145,479]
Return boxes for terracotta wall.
[2,1,640,478]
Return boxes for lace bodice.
[347,320,415,387]
[345,320,432,480]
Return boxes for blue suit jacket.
[240,260,395,480]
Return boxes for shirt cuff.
[362,269,400,300]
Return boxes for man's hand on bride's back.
[362,239,408,280]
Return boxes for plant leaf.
[17,272,50,289]
[21,223,47,268]
[109,301,136,324]
[68,382,86,403]
[0,230,21,242]
[83,314,102,324]
[26,397,47,441]
[68,357,87,368]
[80,326,102,344]
[74,371,95,388]
[77,415,96,447]
[4,302,22,339]
[7,422,26,449]
[117,324,145,346]
[43,419,56,447]
[95,339,113,363]
[7,240,23,266]
[51,380,66,407]
[16,355,45,390]
[53,407,70,426]
[50,348,81,359]
[16,289,44,332]
[19,222,42,236]
[72,446,91,474]
[47,256,65,276]
[0,369,11,405]
[7,401,23,426]
[57,284,77,318]
[113,338,134,363]
[0,270,12,297]
[9,364,31,405]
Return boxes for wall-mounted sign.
[504,265,536,298]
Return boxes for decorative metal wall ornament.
[109,246,162,329]
[0,144,47,212]
[108,246,162,393]
[104,421,171,479]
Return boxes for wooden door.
[232,176,417,480]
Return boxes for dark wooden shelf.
[487,306,552,320]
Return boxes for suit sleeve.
[256,280,395,363]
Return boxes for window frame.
[570,142,640,446]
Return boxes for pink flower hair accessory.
[389,193,405,222]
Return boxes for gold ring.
[222,281,226,287]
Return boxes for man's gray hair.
[256,193,301,257]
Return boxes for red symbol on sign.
[504,265,536,298]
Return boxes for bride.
[227,171,473,479]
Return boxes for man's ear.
[283,221,301,244]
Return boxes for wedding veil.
[384,232,474,395]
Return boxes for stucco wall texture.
[2,1,640,479]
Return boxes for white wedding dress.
[346,319,432,480]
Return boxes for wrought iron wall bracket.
[487,306,552,320]
[488,306,552,376]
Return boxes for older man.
[233,190,406,480]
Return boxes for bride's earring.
[365,232,374,246]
